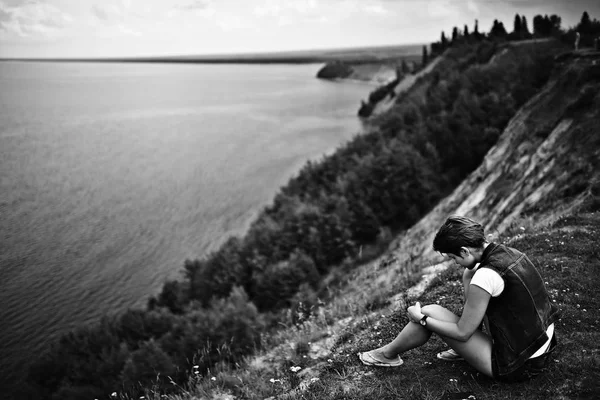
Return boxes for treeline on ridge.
[22,12,598,400]
[360,11,600,118]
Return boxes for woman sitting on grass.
[359,216,560,382]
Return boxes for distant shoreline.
[0,43,424,65]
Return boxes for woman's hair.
[433,215,486,256]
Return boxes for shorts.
[493,333,558,383]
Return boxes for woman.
[358,216,560,382]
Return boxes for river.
[0,61,370,390]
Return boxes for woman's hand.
[407,301,424,323]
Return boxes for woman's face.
[446,248,478,269]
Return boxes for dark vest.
[479,243,561,377]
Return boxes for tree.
[401,59,410,74]
[533,14,544,36]
[474,19,480,39]
[543,15,551,35]
[532,14,561,37]
[252,251,319,310]
[155,280,186,314]
[464,24,470,37]
[581,11,591,28]
[452,26,459,42]
[121,340,176,390]
[549,15,561,33]
[441,31,448,49]
[116,309,174,350]
[513,14,522,37]
[422,45,429,66]
[577,11,592,34]
[490,19,508,38]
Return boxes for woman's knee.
[422,304,450,316]
[422,304,443,314]
[422,304,460,322]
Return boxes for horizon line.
[0,43,426,64]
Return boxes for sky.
[1,0,599,58]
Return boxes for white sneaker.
[436,348,464,361]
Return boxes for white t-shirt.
[470,266,554,358]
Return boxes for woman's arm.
[408,286,491,341]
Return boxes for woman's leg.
[368,304,493,377]
[422,304,494,377]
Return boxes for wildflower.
[211,377,217,381]
[310,377,320,382]
[327,359,333,363]
[194,371,199,375]
[270,378,281,383]
[193,365,199,369]
[290,366,302,373]
[111,393,117,398]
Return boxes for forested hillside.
[21,12,600,400]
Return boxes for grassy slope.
[155,205,599,400]
[305,210,600,400]
[139,50,600,400]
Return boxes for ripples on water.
[0,61,369,390]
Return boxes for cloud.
[169,0,215,19]
[89,1,147,37]
[0,0,72,37]
[117,23,140,36]
[92,4,117,21]
[363,3,389,15]
[0,5,11,24]
[467,0,479,14]
[425,0,460,19]
[177,0,212,11]
[254,0,318,18]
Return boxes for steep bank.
[177,51,600,400]
[385,50,600,273]
[295,50,600,399]
[366,56,443,117]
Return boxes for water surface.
[0,61,369,389]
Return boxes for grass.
[119,190,600,400]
